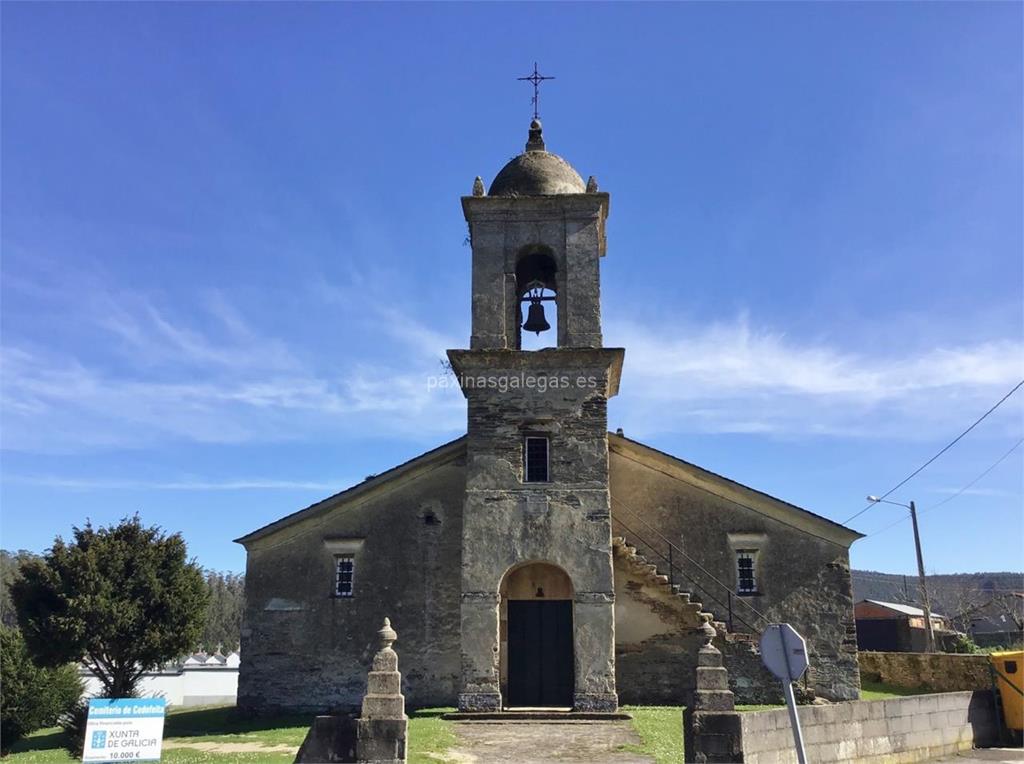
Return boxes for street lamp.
[866,495,936,653]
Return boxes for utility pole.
[867,495,937,653]
[908,501,937,652]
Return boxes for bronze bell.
[523,300,551,335]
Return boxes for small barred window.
[335,555,355,598]
[524,436,549,483]
[736,550,758,595]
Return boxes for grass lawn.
[859,680,934,701]
[3,706,457,764]
[620,705,683,764]
[407,708,457,764]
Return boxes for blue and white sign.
[82,698,166,762]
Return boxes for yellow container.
[990,650,1024,732]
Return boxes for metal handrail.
[612,516,759,634]
[610,494,770,631]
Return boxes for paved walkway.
[929,749,1024,763]
[446,720,654,764]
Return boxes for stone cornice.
[461,193,610,223]
[446,347,624,397]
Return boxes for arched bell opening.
[498,561,575,708]
[515,250,559,351]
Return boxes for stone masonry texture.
[859,651,992,693]
[238,436,861,712]
[738,690,1000,764]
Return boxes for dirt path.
[444,720,654,764]
[164,739,299,754]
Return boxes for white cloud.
[607,315,1024,438]
[0,278,466,453]
[2,265,1020,455]
[928,486,1017,498]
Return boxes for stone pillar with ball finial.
[683,619,745,763]
[355,618,408,763]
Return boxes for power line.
[860,436,1024,541]
[922,437,1023,514]
[843,378,1024,525]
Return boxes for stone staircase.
[611,535,756,642]
[612,535,718,631]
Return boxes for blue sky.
[2,2,1021,576]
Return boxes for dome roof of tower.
[487,119,586,197]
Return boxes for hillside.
[852,569,1023,620]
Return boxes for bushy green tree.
[0,626,81,753]
[11,516,209,698]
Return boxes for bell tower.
[448,119,623,712]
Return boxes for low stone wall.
[859,651,991,692]
[739,691,999,764]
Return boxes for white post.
[782,680,808,764]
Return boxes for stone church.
[235,119,863,714]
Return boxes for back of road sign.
[761,624,810,764]
[760,624,809,682]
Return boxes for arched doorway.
[500,562,575,708]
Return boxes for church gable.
[609,433,862,549]
[237,438,467,711]
[235,436,466,549]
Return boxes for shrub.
[0,626,81,753]
[947,632,981,654]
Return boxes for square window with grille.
[524,436,549,483]
[334,555,355,598]
[736,550,758,595]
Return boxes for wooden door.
[507,600,574,707]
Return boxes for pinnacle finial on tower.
[526,118,546,153]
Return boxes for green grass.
[407,707,457,764]
[859,680,933,700]
[621,705,683,764]
[3,705,458,764]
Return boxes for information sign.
[82,698,165,762]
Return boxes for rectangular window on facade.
[736,549,758,595]
[335,555,355,598]
[524,436,549,483]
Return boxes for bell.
[523,300,551,335]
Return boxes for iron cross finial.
[517,62,555,121]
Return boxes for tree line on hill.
[851,568,1024,634]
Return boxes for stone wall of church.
[609,439,861,703]
[237,458,466,713]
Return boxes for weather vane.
[517,62,555,121]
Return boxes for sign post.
[82,698,166,763]
[760,624,809,764]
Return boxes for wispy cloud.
[607,315,1024,438]
[3,262,1021,455]
[1,271,466,453]
[927,486,1017,498]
